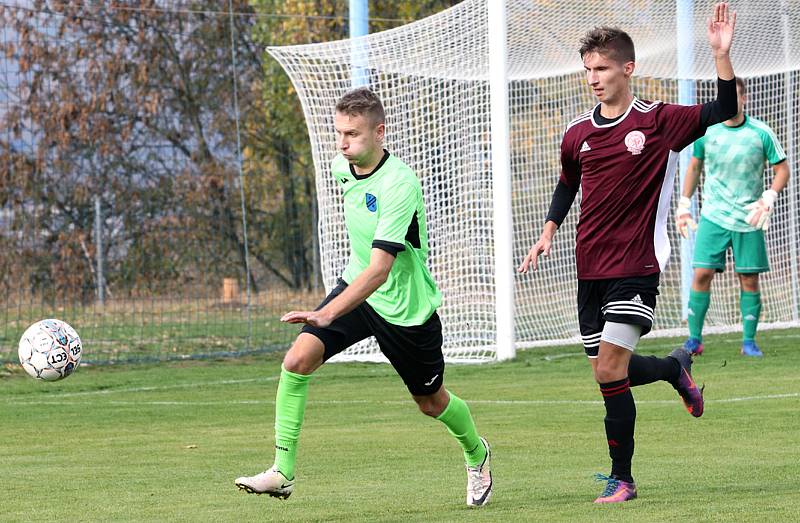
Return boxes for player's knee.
[694,270,715,288]
[739,273,759,292]
[418,404,439,417]
[594,360,625,384]
[282,334,325,374]
[282,348,319,375]
[414,396,444,417]
[282,352,309,374]
[593,365,612,383]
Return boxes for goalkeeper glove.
[744,189,778,230]
[676,196,697,239]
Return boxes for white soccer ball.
[18,319,83,381]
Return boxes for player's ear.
[623,60,635,78]
[375,122,385,143]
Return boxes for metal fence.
[0,1,326,363]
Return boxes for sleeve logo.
[365,193,378,212]
[624,130,646,155]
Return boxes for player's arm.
[770,160,790,194]
[664,4,736,151]
[708,2,735,81]
[282,180,417,327]
[519,138,580,273]
[676,153,704,238]
[518,220,559,274]
[281,249,395,328]
[682,156,703,198]
[744,160,791,230]
[699,3,737,127]
[743,124,791,229]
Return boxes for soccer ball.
[18,319,83,381]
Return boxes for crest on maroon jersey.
[624,130,646,155]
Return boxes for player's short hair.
[335,87,385,126]
[579,26,636,64]
[735,77,746,95]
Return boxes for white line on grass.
[8,392,798,407]
[543,352,585,361]
[4,376,279,400]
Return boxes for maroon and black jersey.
[560,99,704,279]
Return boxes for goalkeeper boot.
[235,466,295,499]
[669,347,704,417]
[741,340,763,357]
[466,437,492,507]
[593,474,637,503]
[683,337,704,356]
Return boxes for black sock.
[628,354,680,387]
[600,378,636,484]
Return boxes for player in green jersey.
[676,77,790,357]
[235,87,492,507]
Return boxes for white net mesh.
[268,0,800,362]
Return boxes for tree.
[0,0,460,301]
[1,0,271,298]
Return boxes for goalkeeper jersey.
[693,115,786,232]
[332,150,442,326]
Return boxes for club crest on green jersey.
[365,193,377,212]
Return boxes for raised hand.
[707,2,736,56]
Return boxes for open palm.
[707,2,736,54]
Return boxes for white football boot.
[466,437,492,507]
[235,466,295,499]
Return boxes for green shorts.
[692,217,769,274]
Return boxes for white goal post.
[268,0,800,363]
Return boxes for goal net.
[268,0,800,362]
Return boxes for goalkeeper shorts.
[300,279,444,396]
[692,217,769,274]
[577,273,659,358]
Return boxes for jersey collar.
[350,149,390,180]
[591,97,636,128]
[722,114,747,129]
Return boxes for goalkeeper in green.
[235,87,492,507]
[677,77,790,357]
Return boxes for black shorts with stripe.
[577,273,659,357]
[300,279,444,396]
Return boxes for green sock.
[688,289,711,342]
[741,291,762,342]
[274,365,311,480]
[436,391,486,467]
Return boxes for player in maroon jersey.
[519,2,738,503]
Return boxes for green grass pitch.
[2,329,799,522]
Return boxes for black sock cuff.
[599,378,631,397]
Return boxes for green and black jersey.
[332,150,441,326]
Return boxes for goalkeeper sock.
[274,364,311,480]
[687,289,711,342]
[741,291,762,342]
[628,353,680,387]
[436,391,486,467]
